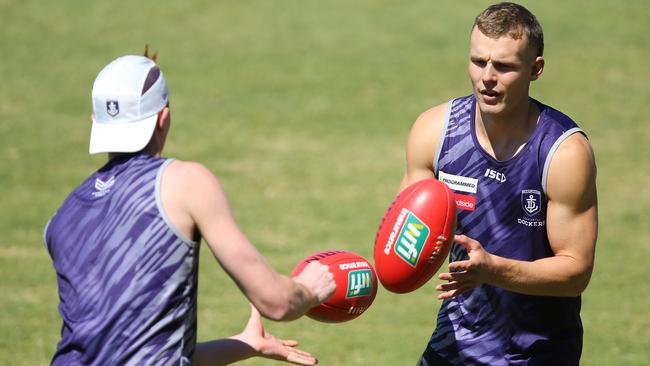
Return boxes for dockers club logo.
[521,189,541,216]
[106,100,119,117]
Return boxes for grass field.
[1,0,649,365]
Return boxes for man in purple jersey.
[45,49,335,365]
[400,3,598,365]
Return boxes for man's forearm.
[489,254,592,297]
[193,338,256,366]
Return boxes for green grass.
[1,0,649,364]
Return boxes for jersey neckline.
[468,96,547,167]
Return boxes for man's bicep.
[546,201,597,259]
[175,164,241,252]
[185,166,254,259]
[545,134,598,268]
[182,166,275,288]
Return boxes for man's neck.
[107,145,161,161]
[475,99,539,161]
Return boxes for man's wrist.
[293,278,319,308]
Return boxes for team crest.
[106,100,119,117]
[521,189,541,216]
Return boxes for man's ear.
[530,56,545,81]
[157,107,170,130]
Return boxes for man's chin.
[476,100,504,115]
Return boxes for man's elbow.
[564,266,594,297]
[254,295,297,321]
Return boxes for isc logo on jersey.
[484,168,506,183]
[346,269,373,298]
[394,212,430,267]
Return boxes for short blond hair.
[474,2,544,57]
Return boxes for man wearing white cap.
[45,52,335,365]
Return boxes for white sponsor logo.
[453,193,476,211]
[457,200,473,209]
[338,261,370,271]
[517,218,546,227]
[92,176,115,198]
[438,171,478,194]
[384,208,409,255]
[484,168,506,183]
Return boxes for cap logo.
[106,100,119,117]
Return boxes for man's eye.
[494,63,516,71]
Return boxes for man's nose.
[482,63,497,84]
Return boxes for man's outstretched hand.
[233,305,319,365]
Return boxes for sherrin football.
[291,250,378,323]
[374,179,456,293]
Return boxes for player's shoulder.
[552,132,595,172]
[536,100,594,169]
[163,159,224,192]
[407,101,450,148]
[547,132,596,204]
[413,101,449,131]
[166,159,211,176]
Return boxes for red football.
[292,250,378,323]
[374,179,456,293]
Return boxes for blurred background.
[1,0,648,364]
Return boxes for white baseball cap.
[89,55,169,154]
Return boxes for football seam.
[411,182,455,289]
[442,183,455,241]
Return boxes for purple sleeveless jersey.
[422,95,585,365]
[45,154,199,365]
